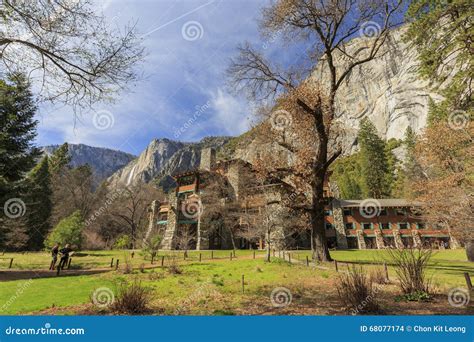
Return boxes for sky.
[35,0,275,155]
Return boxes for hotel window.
[417,223,426,229]
[381,222,391,229]
[362,223,373,230]
[398,222,409,229]
[343,208,352,216]
[345,222,354,230]
[324,209,332,216]
[378,209,387,216]
[396,209,406,216]
[325,223,333,230]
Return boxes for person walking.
[58,244,72,270]
[49,243,60,270]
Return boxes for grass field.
[0,249,472,315]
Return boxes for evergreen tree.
[0,74,40,250]
[358,118,390,198]
[45,210,84,249]
[49,143,71,174]
[405,0,473,111]
[26,156,52,250]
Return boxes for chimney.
[200,147,216,171]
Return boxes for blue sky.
[35,0,273,155]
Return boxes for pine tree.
[358,118,390,198]
[26,156,52,250]
[0,74,40,250]
[49,143,71,174]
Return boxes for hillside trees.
[228,0,404,261]
[0,0,145,110]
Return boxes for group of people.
[49,243,72,271]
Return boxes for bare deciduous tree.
[0,0,144,110]
[228,0,403,261]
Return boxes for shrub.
[45,210,84,249]
[386,247,432,295]
[112,280,152,314]
[336,266,380,314]
[369,267,389,284]
[167,255,182,275]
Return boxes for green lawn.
[292,249,473,288]
[0,258,329,315]
[0,249,267,270]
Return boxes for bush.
[386,247,432,295]
[369,267,389,284]
[336,266,380,314]
[112,280,152,314]
[45,210,84,249]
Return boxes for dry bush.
[139,263,145,273]
[336,266,380,314]
[121,257,133,274]
[112,280,153,314]
[167,255,182,275]
[370,267,389,285]
[386,247,432,295]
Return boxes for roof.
[336,199,424,208]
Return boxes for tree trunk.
[311,172,332,262]
[466,240,474,262]
[266,242,271,262]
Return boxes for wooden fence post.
[56,265,61,276]
[199,253,202,262]
[9,258,13,269]
[384,263,389,281]
[115,259,119,270]
[131,251,135,259]
[110,258,114,268]
[306,256,309,266]
[161,256,165,267]
[253,251,255,259]
[464,272,472,291]
[67,258,72,269]
[211,251,214,259]
[288,253,291,263]
[230,252,232,261]
[241,274,245,293]
[334,260,338,272]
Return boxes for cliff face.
[107,136,231,189]
[311,26,440,150]
[231,26,439,163]
[42,144,136,183]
